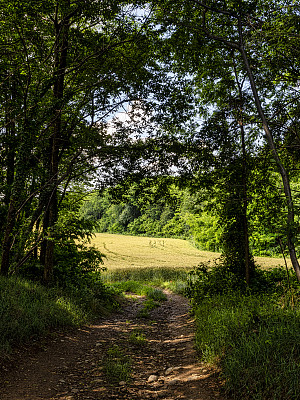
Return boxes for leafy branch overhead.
[0,0,300,283]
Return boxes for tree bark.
[196,2,300,282]
[42,2,70,284]
[238,26,300,282]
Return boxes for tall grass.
[103,266,189,294]
[0,275,115,356]
[194,293,300,399]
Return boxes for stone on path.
[148,374,159,383]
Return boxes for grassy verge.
[103,266,189,294]
[187,265,300,400]
[194,293,300,399]
[0,275,117,357]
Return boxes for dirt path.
[0,292,225,400]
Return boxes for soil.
[0,292,227,400]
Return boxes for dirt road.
[0,293,225,400]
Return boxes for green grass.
[103,266,189,294]
[194,293,300,400]
[136,298,161,318]
[128,329,146,346]
[145,287,167,301]
[103,344,132,383]
[0,275,115,356]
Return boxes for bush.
[186,262,298,305]
[185,262,247,304]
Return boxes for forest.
[0,1,300,399]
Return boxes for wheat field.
[90,233,290,270]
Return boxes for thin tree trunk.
[42,3,69,284]
[0,201,16,275]
[238,22,300,282]
[0,138,31,275]
[240,123,251,284]
[232,57,251,284]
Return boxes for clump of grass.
[145,287,167,301]
[137,299,160,318]
[128,329,146,346]
[103,344,131,383]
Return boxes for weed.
[128,329,146,346]
[137,299,160,318]
[103,345,131,383]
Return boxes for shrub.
[186,262,298,305]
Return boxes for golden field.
[90,233,290,270]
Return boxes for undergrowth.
[0,274,117,356]
[186,262,300,400]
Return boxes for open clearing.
[92,233,290,270]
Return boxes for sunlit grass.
[93,233,219,269]
[91,233,290,270]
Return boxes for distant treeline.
[80,185,289,257]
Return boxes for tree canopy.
[0,0,300,283]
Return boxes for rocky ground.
[0,292,227,400]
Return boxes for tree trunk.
[0,138,31,275]
[42,3,69,284]
[238,23,300,282]
[0,201,16,275]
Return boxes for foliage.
[144,0,300,281]
[186,262,298,305]
[0,0,193,282]
[18,190,108,299]
[187,260,300,399]
[81,171,292,258]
